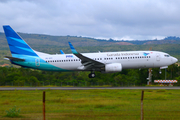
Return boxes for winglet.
[68,42,78,54]
[60,50,65,54]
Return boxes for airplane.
[3,25,178,78]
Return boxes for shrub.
[5,106,21,118]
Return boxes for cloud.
[0,0,180,40]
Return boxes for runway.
[0,86,180,90]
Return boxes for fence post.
[141,90,144,120]
[43,91,46,120]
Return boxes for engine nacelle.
[105,63,122,73]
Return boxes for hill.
[1,32,180,49]
[0,32,133,50]
[0,32,180,65]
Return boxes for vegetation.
[0,89,180,120]
[0,63,179,86]
[5,106,21,118]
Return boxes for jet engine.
[105,63,122,73]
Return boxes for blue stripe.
[8,37,28,45]
[7,37,31,49]
[9,45,37,56]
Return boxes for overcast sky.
[0,0,180,40]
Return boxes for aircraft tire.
[89,73,95,78]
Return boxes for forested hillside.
[1,32,180,49]
[1,32,180,64]
[0,64,180,86]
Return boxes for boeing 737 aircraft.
[3,25,178,78]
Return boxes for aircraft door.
[35,58,40,67]
[156,53,160,61]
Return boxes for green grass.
[0,89,180,120]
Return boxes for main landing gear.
[88,71,95,78]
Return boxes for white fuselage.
[35,51,177,71]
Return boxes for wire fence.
[1,89,180,120]
[0,82,136,87]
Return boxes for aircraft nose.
[172,57,178,63]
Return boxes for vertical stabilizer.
[3,25,38,57]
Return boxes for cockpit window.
[164,54,170,57]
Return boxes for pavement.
[0,86,180,90]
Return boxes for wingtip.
[68,42,78,54]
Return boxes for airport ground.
[0,88,180,120]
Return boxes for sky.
[0,0,180,40]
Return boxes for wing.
[68,42,105,71]
[4,56,25,61]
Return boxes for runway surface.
[0,86,180,90]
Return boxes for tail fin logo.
[3,25,38,57]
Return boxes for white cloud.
[0,0,180,40]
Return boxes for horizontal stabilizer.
[4,56,25,61]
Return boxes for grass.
[0,89,180,120]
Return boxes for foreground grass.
[0,89,180,120]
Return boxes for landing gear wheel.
[159,69,162,74]
[88,73,95,78]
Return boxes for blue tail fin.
[3,25,38,57]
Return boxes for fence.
[1,89,180,120]
[0,81,136,87]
